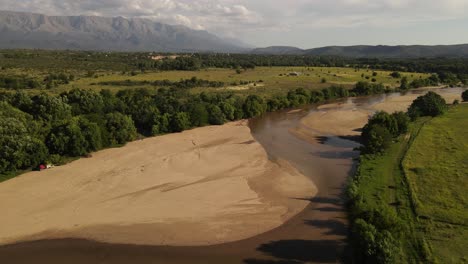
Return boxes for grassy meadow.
[0,66,430,96]
[351,103,468,263]
[403,103,468,263]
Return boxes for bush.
[408,91,447,120]
[462,90,468,102]
[392,111,410,134]
[390,72,401,78]
[362,124,393,154]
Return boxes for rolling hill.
[252,44,468,58]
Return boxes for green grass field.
[353,104,468,263]
[403,104,468,263]
[1,66,430,95]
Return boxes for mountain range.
[251,44,468,58]
[1,10,468,57]
[0,10,249,52]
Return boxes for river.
[0,87,464,264]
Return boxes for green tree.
[408,91,447,120]
[219,101,236,121]
[400,77,409,90]
[390,72,401,78]
[391,111,409,134]
[366,111,399,136]
[61,88,104,115]
[462,90,468,102]
[207,104,225,125]
[243,95,267,118]
[30,93,72,122]
[0,102,47,173]
[105,112,137,145]
[189,103,209,127]
[352,219,378,260]
[77,117,102,152]
[362,124,393,154]
[46,119,88,156]
[170,112,191,132]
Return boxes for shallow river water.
[0,87,464,264]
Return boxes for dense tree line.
[94,77,225,89]
[0,75,41,89]
[0,80,359,176]
[0,73,74,90]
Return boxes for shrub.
[462,90,468,102]
[408,91,447,120]
[362,124,393,154]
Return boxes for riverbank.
[0,121,316,246]
[296,87,465,139]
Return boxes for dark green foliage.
[367,112,399,136]
[409,74,439,88]
[352,81,385,95]
[361,111,408,154]
[362,124,393,154]
[46,119,84,156]
[392,111,410,134]
[170,112,191,132]
[407,91,447,120]
[0,102,47,173]
[390,71,401,78]
[219,101,236,121]
[400,77,409,90]
[287,88,310,106]
[105,112,137,145]
[437,72,458,85]
[207,104,225,125]
[77,117,102,152]
[30,93,72,122]
[309,90,324,103]
[462,90,468,102]
[189,103,209,127]
[243,95,267,118]
[61,88,104,115]
[44,72,73,87]
[96,77,224,89]
[0,75,41,89]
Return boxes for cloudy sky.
[2,0,468,48]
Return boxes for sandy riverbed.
[296,88,464,139]
[0,121,316,246]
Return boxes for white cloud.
[0,0,467,45]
